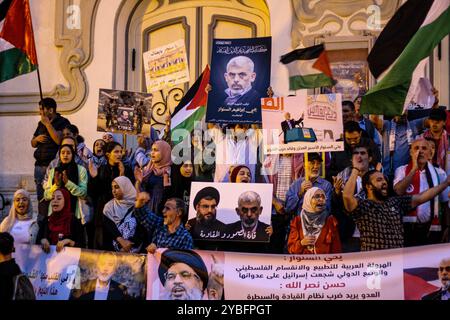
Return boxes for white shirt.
[394,164,448,222]
[10,219,34,244]
[94,279,110,300]
[212,128,258,182]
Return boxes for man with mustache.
[186,187,226,242]
[421,258,450,300]
[343,165,450,251]
[393,138,448,246]
[420,108,448,169]
[158,249,209,300]
[133,193,193,253]
[333,145,374,252]
[285,152,333,215]
[226,191,272,242]
[69,252,129,300]
[328,121,381,179]
[222,56,260,107]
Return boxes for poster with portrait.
[146,249,225,300]
[143,39,190,93]
[322,61,368,101]
[70,249,146,300]
[206,37,272,124]
[14,246,147,300]
[13,244,81,300]
[261,93,344,154]
[97,88,153,136]
[187,182,273,242]
[402,243,450,300]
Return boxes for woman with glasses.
[287,187,341,254]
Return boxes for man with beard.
[420,108,448,169]
[158,249,209,300]
[69,252,129,300]
[343,166,450,251]
[333,145,374,252]
[186,187,226,243]
[285,153,333,215]
[133,193,193,252]
[421,258,450,300]
[393,138,448,246]
[226,191,272,242]
[328,121,381,179]
[221,56,260,108]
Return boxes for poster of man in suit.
[206,37,272,124]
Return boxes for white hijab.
[300,187,328,240]
[0,189,34,232]
[103,176,136,225]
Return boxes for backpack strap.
[118,206,135,226]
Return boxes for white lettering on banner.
[13,244,81,300]
[225,250,404,300]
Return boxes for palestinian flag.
[361,0,450,116]
[170,65,210,145]
[0,0,38,82]
[280,44,334,90]
[403,267,441,300]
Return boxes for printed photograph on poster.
[13,245,82,300]
[261,93,344,154]
[206,37,272,124]
[322,61,368,101]
[69,249,146,300]
[97,88,153,135]
[187,182,273,242]
[143,39,190,93]
[402,243,450,300]
[146,249,225,300]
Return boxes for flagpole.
[36,66,43,100]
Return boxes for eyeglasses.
[241,206,259,214]
[165,271,200,282]
[439,266,450,272]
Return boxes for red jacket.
[287,215,342,254]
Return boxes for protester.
[103,176,146,253]
[288,187,341,254]
[0,189,38,245]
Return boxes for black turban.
[158,249,209,290]
[193,186,220,208]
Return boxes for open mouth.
[172,286,186,298]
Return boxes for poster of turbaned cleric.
[14,245,146,300]
[97,88,153,135]
[187,182,273,242]
[146,249,225,300]
[261,93,344,154]
[206,37,272,124]
[143,39,190,93]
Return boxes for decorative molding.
[291,0,402,48]
[208,15,257,62]
[0,0,100,116]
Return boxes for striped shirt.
[134,206,193,250]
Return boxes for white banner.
[143,39,190,92]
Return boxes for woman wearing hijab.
[287,187,341,254]
[229,165,251,183]
[170,160,194,211]
[0,189,38,244]
[89,141,133,249]
[40,188,80,253]
[135,140,172,213]
[103,176,145,252]
[43,144,88,247]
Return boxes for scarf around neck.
[103,176,136,225]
